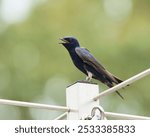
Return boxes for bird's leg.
[86,71,93,82]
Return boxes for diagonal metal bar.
[55,112,67,120]
[93,68,150,101]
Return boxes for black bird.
[59,36,124,99]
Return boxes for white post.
[66,82,100,120]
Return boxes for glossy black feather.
[60,36,123,99]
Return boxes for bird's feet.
[76,72,95,84]
[86,71,93,82]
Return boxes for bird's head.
[59,36,80,50]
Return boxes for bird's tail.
[113,76,124,99]
[113,76,123,83]
[114,75,130,87]
[106,77,124,99]
[116,91,124,99]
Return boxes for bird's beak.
[59,38,69,44]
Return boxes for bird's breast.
[69,51,87,74]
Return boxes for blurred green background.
[0,0,149,119]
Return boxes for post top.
[67,81,98,88]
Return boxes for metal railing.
[93,69,150,100]
[0,68,149,120]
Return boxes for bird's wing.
[75,47,118,83]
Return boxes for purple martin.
[60,36,124,99]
